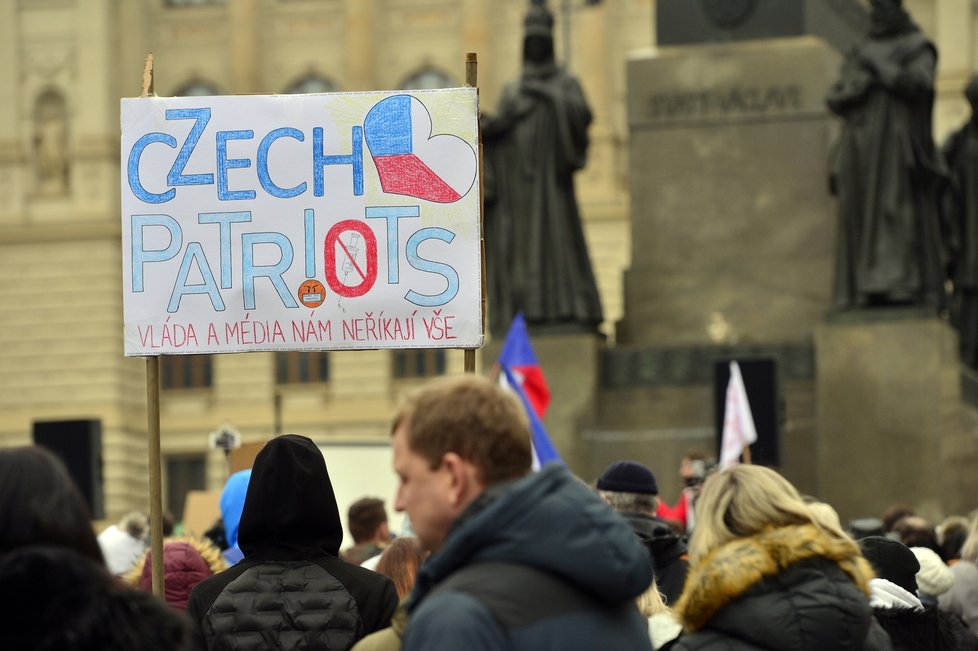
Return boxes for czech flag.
[497,314,561,469]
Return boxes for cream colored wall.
[1,0,651,519]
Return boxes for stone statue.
[826,0,947,311]
[482,0,603,337]
[34,93,69,197]
[942,75,978,367]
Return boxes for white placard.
[121,89,482,355]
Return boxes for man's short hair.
[599,491,659,515]
[348,498,387,543]
[392,375,532,484]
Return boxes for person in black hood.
[596,460,689,604]
[186,434,398,651]
[859,536,975,651]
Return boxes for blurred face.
[392,424,458,553]
[870,0,899,14]
[524,35,551,65]
[680,457,706,495]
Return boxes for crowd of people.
[2,374,978,650]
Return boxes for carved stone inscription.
[642,84,804,123]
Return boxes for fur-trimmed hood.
[126,536,227,610]
[672,524,887,651]
[678,524,873,630]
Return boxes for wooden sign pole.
[141,52,166,597]
[464,52,485,374]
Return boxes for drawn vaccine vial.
[337,232,361,310]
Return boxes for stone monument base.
[481,331,603,476]
[815,317,976,522]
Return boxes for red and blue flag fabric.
[497,314,561,469]
[497,313,551,418]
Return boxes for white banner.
[121,89,482,355]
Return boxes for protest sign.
[121,89,482,355]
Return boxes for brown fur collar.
[676,524,874,632]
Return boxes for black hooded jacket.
[873,605,978,651]
[620,511,689,604]
[186,435,397,651]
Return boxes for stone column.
[0,0,22,222]
[461,0,491,85]
[229,0,259,93]
[934,0,973,140]
[344,0,375,91]
[576,2,616,204]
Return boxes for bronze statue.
[826,0,947,311]
[943,75,978,367]
[482,0,603,336]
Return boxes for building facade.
[0,0,652,519]
[2,0,978,520]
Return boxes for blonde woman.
[669,465,892,651]
[636,580,681,650]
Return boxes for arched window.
[33,90,69,197]
[174,81,221,97]
[285,75,337,95]
[400,68,456,90]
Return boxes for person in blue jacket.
[391,375,653,651]
[217,469,250,565]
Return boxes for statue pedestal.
[618,36,841,346]
[481,331,603,476]
[815,316,975,521]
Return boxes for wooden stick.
[146,356,165,596]
[142,53,154,97]
[141,52,165,597]
[463,51,484,375]
[466,52,478,89]
[742,445,752,465]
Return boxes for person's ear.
[442,452,473,507]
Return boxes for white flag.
[720,361,758,469]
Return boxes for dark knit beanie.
[847,517,885,540]
[596,461,658,495]
[859,536,920,595]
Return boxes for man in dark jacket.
[392,375,653,651]
[596,460,689,604]
[186,435,398,651]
